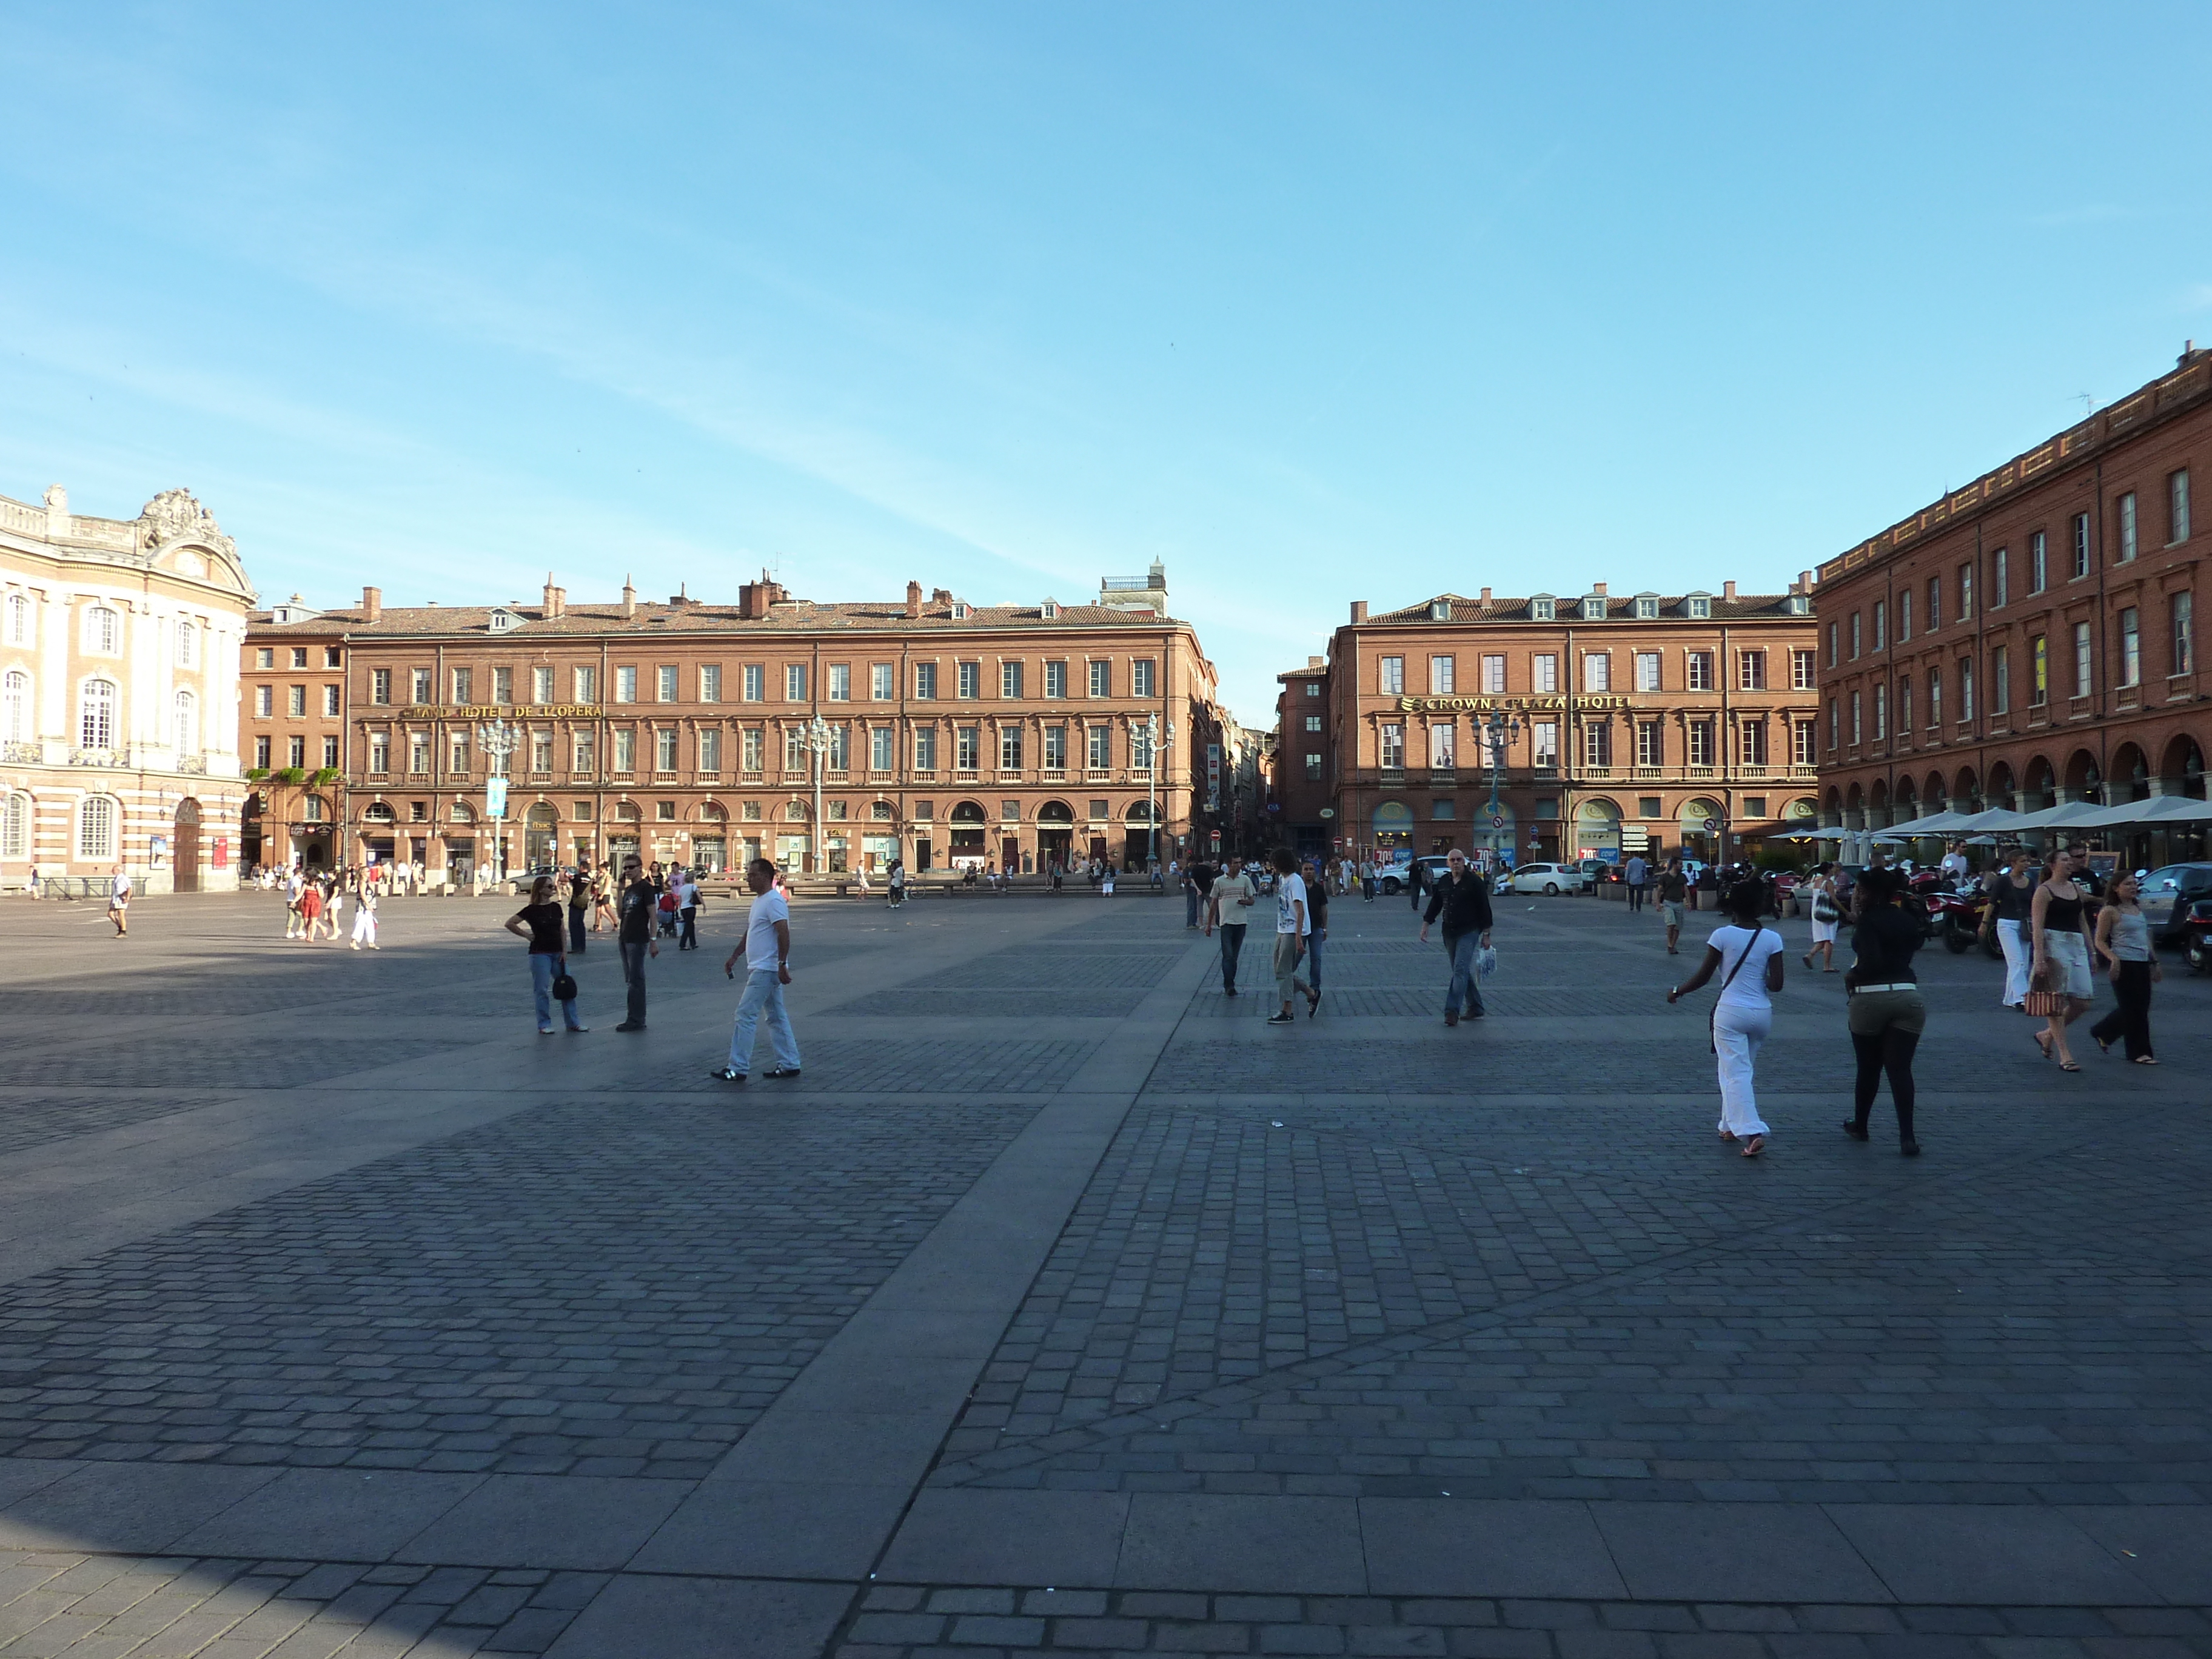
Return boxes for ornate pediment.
[138,489,236,558]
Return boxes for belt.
[1849,982,1919,995]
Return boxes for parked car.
[1503,862,1588,896]
[2140,863,2212,944]
[1576,858,1615,888]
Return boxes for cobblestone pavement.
[0,888,2206,1655]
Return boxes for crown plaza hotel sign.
[1395,695,1632,714]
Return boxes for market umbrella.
[2062,794,2212,830]
[1895,810,1971,833]
[2001,799,2129,833]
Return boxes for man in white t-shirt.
[709,857,801,1083]
[107,863,132,937]
[1267,847,1315,1024]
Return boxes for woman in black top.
[1842,865,1925,1155]
[506,876,585,1034]
[1979,848,2037,1011]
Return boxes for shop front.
[1372,800,1413,857]
[1036,801,1074,870]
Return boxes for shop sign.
[1396,695,1631,714]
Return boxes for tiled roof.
[246,600,1181,636]
[1367,592,1801,625]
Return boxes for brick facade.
[1815,347,2210,855]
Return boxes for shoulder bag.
[1812,885,1840,924]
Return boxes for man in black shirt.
[1418,848,1495,1025]
[615,856,660,1031]
[1184,859,1217,929]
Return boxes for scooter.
[1932,885,1988,954]
[2184,897,2212,975]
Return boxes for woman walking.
[1979,848,2037,1011]
[592,866,618,934]
[887,858,907,907]
[1842,866,1925,1155]
[349,883,380,950]
[1801,863,1841,973]
[2029,849,2096,1070]
[2088,873,2160,1064]
[506,876,586,1034]
[1667,880,1785,1157]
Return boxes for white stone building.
[0,484,256,893]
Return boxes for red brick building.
[1815,347,2210,850]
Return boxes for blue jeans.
[530,953,581,1030]
[1443,931,1485,1017]
[568,906,588,951]
[728,968,802,1074]
[1185,887,1201,926]
[1305,927,1325,991]
[1218,923,1247,990]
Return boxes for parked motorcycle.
[2185,896,2212,975]
[1932,885,1989,954]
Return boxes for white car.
[1503,862,1587,896]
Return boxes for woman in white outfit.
[1667,880,1786,1157]
[350,885,380,950]
[1979,848,2036,1011]
[1800,863,1840,973]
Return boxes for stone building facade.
[0,484,253,893]
[241,571,1225,881]
[1285,583,1821,867]
[1815,347,2210,843]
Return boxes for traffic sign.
[1702,816,1720,833]
[1490,814,1505,828]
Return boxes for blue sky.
[5,4,2210,723]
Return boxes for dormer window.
[1786,593,1811,615]
[488,608,520,633]
[1685,593,1712,620]
[951,601,971,620]
[1634,594,1660,620]
[1580,595,1604,622]
[1041,599,1059,620]
[1429,598,1450,622]
[1530,595,1556,622]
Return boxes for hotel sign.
[443,705,604,720]
[1395,695,1631,714]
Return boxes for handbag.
[2022,960,2061,1017]
[551,971,578,1002]
[1812,889,1840,924]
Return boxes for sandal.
[2058,1060,2082,1072]
[1718,1128,1737,1142]
[2135,1056,2159,1065]
[1740,1134,1765,1158]
[1841,1120,1869,1141]
[2033,1030,2053,1061]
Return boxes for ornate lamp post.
[804,714,833,874]
[1145,714,1176,870]
[475,716,520,884]
[1480,709,1524,862]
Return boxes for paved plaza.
[0,884,2208,1657]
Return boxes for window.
[612,729,635,773]
[1635,595,1659,620]
[1792,720,1816,766]
[1043,725,1067,770]
[999,726,1025,770]
[1960,657,1975,721]
[1379,657,1405,694]
[828,724,850,771]
[2119,608,2141,686]
[1826,622,1838,666]
[1483,655,1507,693]
[1378,722,1406,769]
[957,662,980,699]
[287,685,307,717]
[914,728,937,771]
[643,665,671,703]
[828,663,851,701]
[1430,723,1456,768]
[175,621,196,668]
[1849,614,1862,659]
[291,647,309,669]
[2176,592,2196,676]
[2030,531,2046,594]
[253,683,272,718]
[1583,653,1610,692]
[1927,669,1942,731]
[410,733,431,773]
[865,726,891,771]
[1849,692,1862,746]
[1899,676,1912,734]
[492,666,513,705]
[1737,650,1766,691]
[1635,652,1661,691]
[529,666,552,703]
[2173,469,2193,543]
[1790,649,1815,691]
[1304,754,1322,779]
[4,594,30,645]
[741,727,763,772]
[1686,720,1714,766]
[86,606,121,654]
[1960,565,1974,620]
[1992,551,2008,608]
[1530,597,1555,621]
[572,731,595,774]
[871,663,894,701]
[1087,725,1111,769]
[1686,594,1712,620]
[452,668,473,704]
[2072,621,2093,697]
[1686,651,1714,691]
[1635,721,1662,766]
[320,685,340,717]
[255,646,274,669]
[289,734,307,768]
[2117,493,2137,562]
[655,728,679,771]
[1828,698,1839,749]
[699,664,722,702]
[450,732,472,774]
[1043,660,1067,699]
[1874,683,1888,740]
[786,664,808,700]
[1991,645,2009,714]
[78,795,115,859]
[1088,660,1110,697]
[1132,660,1156,697]
[783,726,806,771]
[617,666,639,703]
[172,690,196,754]
[956,725,980,770]
[574,666,597,703]
[1,671,27,741]
[915,662,938,700]
[1532,721,1559,766]
[1926,578,1940,632]
[1580,721,1610,768]
[324,646,343,668]
[2066,514,2088,582]
[739,664,763,702]
[2031,635,2048,705]
[1580,595,1604,621]
[1000,661,1024,699]
[1429,655,1455,694]
[1872,601,1886,651]
[1305,682,1321,697]
[1532,654,1558,692]
[1739,721,1767,766]
[529,730,552,773]
[0,791,26,859]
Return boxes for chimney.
[1350,600,1368,624]
[906,580,922,619]
[1591,581,1607,596]
[362,585,381,623]
[931,588,953,607]
[1800,569,1814,592]
[1480,587,1492,602]
[620,575,636,619]
[1722,580,1738,602]
[1307,655,1324,669]
[541,575,562,620]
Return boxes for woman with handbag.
[1980,848,2037,1011]
[1667,880,1786,1158]
[2088,873,2160,1064]
[507,876,587,1035]
[1801,863,1842,972]
[1841,866,1925,1154]
[2028,848,2095,1070]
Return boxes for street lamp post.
[1480,710,1524,863]
[804,714,833,875]
[475,716,520,886]
[1145,714,1176,871]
